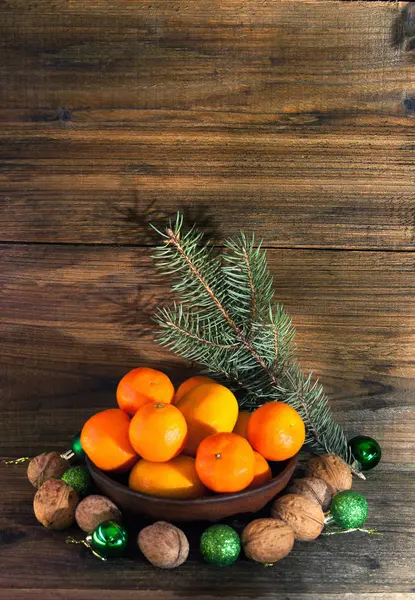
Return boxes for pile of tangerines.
[81,367,306,498]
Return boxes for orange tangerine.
[174,375,215,403]
[195,432,255,493]
[128,455,207,499]
[81,408,138,472]
[233,411,251,440]
[176,383,239,456]
[247,452,273,489]
[129,402,187,462]
[116,367,175,416]
[247,402,305,461]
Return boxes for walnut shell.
[305,454,352,494]
[138,521,189,569]
[241,518,295,565]
[75,495,122,533]
[287,477,332,511]
[27,452,69,489]
[33,479,79,530]
[271,494,324,541]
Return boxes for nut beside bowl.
[86,454,298,522]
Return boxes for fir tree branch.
[162,225,280,389]
[151,214,358,472]
[165,226,236,331]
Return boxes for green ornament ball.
[349,435,381,471]
[71,432,86,461]
[200,524,241,567]
[329,490,368,529]
[61,466,91,497]
[87,520,128,559]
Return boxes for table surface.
[0,1,414,599]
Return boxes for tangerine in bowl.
[85,373,301,522]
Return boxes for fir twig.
[156,219,280,388]
[151,214,356,471]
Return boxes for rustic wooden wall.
[0,1,414,598]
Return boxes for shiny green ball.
[87,520,128,559]
[330,491,368,529]
[349,435,381,471]
[61,466,91,497]
[200,525,241,567]
[71,432,86,461]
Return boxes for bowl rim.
[86,453,298,506]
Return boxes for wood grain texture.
[1,595,414,600]
[0,1,414,249]
[0,0,414,597]
[0,244,414,461]
[0,467,414,596]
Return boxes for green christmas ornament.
[67,520,128,560]
[200,524,241,567]
[71,432,85,461]
[87,520,128,560]
[61,466,91,497]
[326,490,368,530]
[60,432,85,463]
[349,435,381,471]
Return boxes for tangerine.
[247,452,273,489]
[174,375,215,403]
[129,402,187,462]
[116,367,174,416]
[247,402,305,461]
[176,383,239,456]
[233,411,251,440]
[195,432,255,493]
[128,455,207,499]
[81,408,138,472]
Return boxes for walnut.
[138,521,189,569]
[33,479,79,530]
[75,495,122,533]
[241,518,295,565]
[271,494,324,541]
[287,477,332,511]
[27,452,69,489]
[305,454,352,494]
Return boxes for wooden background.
[0,1,414,598]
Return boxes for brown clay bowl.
[87,454,298,522]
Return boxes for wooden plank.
[0,1,410,31]
[0,467,414,594]
[0,244,413,460]
[1,594,414,600]
[0,113,413,249]
[0,1,413,249]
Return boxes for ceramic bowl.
[87,454,298,522]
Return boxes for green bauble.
[329,491,368,529]
[200,525,241,567]
[61,466,91,497]
[71,432,86,461]
[87,520,128,559]
[349,435,381,471]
